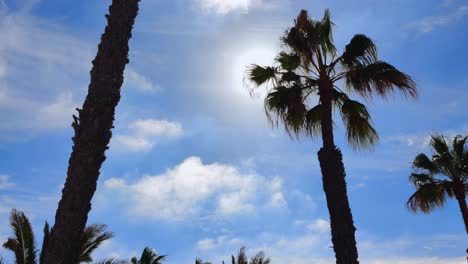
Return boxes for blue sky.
[0,0,467,263]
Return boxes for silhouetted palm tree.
[2,209,113,264]
[195,258,212,264]
[407,135,468,235]
[131,247,166,264]
[247,9,417,264]
[221,247,270,264]
[43,0,141,263]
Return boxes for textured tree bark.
[454,185,468,236]
[318,78,359,264]
[43,1,140,263]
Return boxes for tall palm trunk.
[317,79,359,264]
[43,1,140,263]
[454,185,468,236]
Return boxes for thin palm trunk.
[43,1,140,263]
[317,79,359,264]
[455,185,468,236]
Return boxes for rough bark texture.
[318,147,359,264]
[43,1,140,263]
[454,185,468,236]
[318,77,359,264]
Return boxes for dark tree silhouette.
[42,0,141,263]
[247,9,417,264]
[407,135,468,235]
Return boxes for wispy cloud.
[0,175,14,189]
[113,118,183,152]
[195,0,262,14]
[408,5,468,33]
[103,157,286,221]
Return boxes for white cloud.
[125,68,160,92]
[196,0,261,14]
[103,156,286,220]
[0,175,14,189]
[113,118,183,152]
[408,5,468,33]
[307,218,330,234]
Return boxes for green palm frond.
[80,224,114,263]
[345,61,417,98]
[341,34,377,67]
[314,9,336,56]
[275,52,301,71]
[264,85,307,137]
[305,104,322,138]
[136,247,166,264]
[412,153,438,174]
[235,247,248,264]
[452,135,467,164]
[246,65,277,87]
[195,258,212,264]
[94,259,128,264]
[3,209,37,264]
[249,251,271,264]
[430,135,449,155]
[407,179,454,213]
[339,98,378,150]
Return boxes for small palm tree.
[222,247,270,264]
[2,209,114,264]
[3,209,37,264]
[131,247,166,264]
[407,135,468,234]
[247,9,417,264]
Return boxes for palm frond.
[275,52,301,71]
[345,61,417,99]
[315,8,336,56]
[3,209,37,264]
[236,247,248,264]
[80,224,114,263]
[305,104,322,138]
[412,153,438,174]
[407,180,454,213]
[339,98,378,150]
[246,65,277,87]
[195,258,212,264]
[264,85,307,137]
[452,135,467,164]
[341,34,377,67]
[250,251,271,264]
[430,135,449,155]
[138,247,166,264]
[94,259,128,264]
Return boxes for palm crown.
[407,135,468,213]
[247,9,417,149]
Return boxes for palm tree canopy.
[407,135,468,213]
[247,9,417,149]
[132,247,166,264]
[3,209,37,264]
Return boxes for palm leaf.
[138,247,166,264]
[430,135,449,155]
[339,98,378,149]
[80,224,114,263]
[275,52,301,71]
[246,65,277,87]
[412,153,438,174]
[3,209,37,264]
[341,34,377,67]
[250,251,271,264]
[345,61,417,98]
[407,180,454,213]
[94,259,128,264]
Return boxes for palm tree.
[131,247,166,264]
[195,259,212,264]
[43,0,141,263]
[247,9,417,264]
[3,209,37,264]
[3,209,114,264]
[407,135,468,234]
[220,247,270,264]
